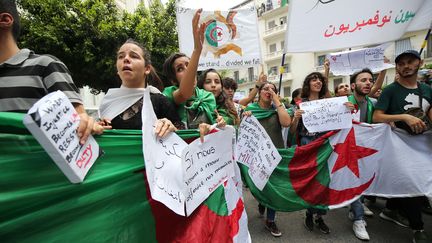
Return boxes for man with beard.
[345,68,376,240]
[373,50,432,243]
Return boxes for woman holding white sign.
[243,82,291,237]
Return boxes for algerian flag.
[241,123,432,211]
[0,112,250,242]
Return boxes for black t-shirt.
[111,93,184,130]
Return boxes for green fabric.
[245,102,276,120]
[0,112,231,242]
[239,140,334,212]
[216,105,234,126]
[163,86,216,124]
[375,82,432,114]
[348,95,374,123]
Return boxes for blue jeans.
[350,198,364,221]
[267,207,276,221]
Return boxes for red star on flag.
[332,128,377,178]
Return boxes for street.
[244,188,432,242]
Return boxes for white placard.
[182,126,235,216]
[176,7,262,70]
[23,91,100,183]
[142,89,188,216]
[236,116,282,190]
[285,0,428,52]
[300,97,352,133]
[327,45,394,76]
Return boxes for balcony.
[263,24,287,40]
[265,50,285,62]
[267,72,292,82]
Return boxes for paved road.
[243,188,432,242]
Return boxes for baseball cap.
[395,50,421,63]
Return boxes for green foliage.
[17,0,178,92]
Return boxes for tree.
[17,0,178,92]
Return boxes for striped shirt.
[0,49,82,112]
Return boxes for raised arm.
[239,71,266,106]
[172,9,205,104]
[370,57,389,96]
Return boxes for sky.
[161,0,246,10]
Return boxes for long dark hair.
[198,69,239,125]
[300,72,327,99]
[120,39,164,91]
[163,52,187,86]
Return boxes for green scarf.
[163,86,216,124]
[245,102,276,120]
[348,95,374,123]
[216,105,235,126]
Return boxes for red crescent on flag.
[288,131,375,205]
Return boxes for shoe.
[304,212,313,231]
[379,209,409,228]
[315,217,330,234]
[348,212,368,227]
[265,220,282,237]
[353,220,370,241]
[363,203,374,216]
[413,230,429,243]
[258,204,265,218]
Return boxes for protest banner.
[23,91,100,183]
[176,6,261,70]
[327,44,394,76]
[142,88,188,216]
[182,126,235,216]
[300,96,352,133]
[236,116,282,190]
[285,0,429,52]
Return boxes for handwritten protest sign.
[300,96,352,133]
[236,116,282,190]
[142,89,188,216]
[285,0,428,52]
[23,91,100,183]
[182,126,235,216]
[327,45,394,76]
[176,7,261,70]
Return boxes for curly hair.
[300,72,327,99]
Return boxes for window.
[280,16,287,25]
[280,41,285,51]
[268,20,276,29]
[333,78,343,92]
[266,0,274,11]
[248,67,254,82]
[317,55,326,66]
[282,63,290,73]
[234,71,239,81]
[269,66,278,75]
[269,43,277,53]
[395,38,412,57]
[283,86,291,98]
[426,35,432,58]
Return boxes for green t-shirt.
[163,86,216,125]
[375,82,432,114]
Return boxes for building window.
[280,41,285,51]
[283,86,291,98]
[268,20,276,29]
[333,78,343,92]
[234,71,239,81]
[280,16,287,25]
[266,0,274,11]
[282,63,290,73]
[248,67,254,82]
[317,55,326,66]
[269,66,278,75]
[269,43,277,53]
[426,35,432,58]
[395,38,412,57]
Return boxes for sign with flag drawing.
[285,0,430,52]
[240,123,432,211]
[176,6,261,70]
